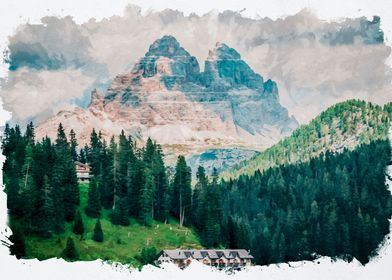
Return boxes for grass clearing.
[25,183,201,266]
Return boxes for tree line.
[2,122,391,265]
[2,123,221,258]
[220,139,392,265]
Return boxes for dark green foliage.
[25,122,35,145]
[93,219,104,242]
[228,100,391,178]
[3,106,391,267]
[87,129,103,177]
[99,139,115,209]
[110,197,130,226]
[53,123,79,223]
[222,140,392,265]
[63,237,78,261]
[72,211,85,235]
[151,145,170,223]
[139,168,154,226]
[3,123,79,237]
[79,147,87,164]
[85,178,101,218]
[136,246,158,266]
[69,129,78,162]
[171,156,192,226]
[9,225,26,259]
[34,175,57,237]
[196,168,223,247]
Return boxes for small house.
[75,161,91,182]
[157,249,253,269]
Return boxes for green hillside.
[224,100,391,179]
[24,183,201,266]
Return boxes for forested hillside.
[220,140,392,264]
[1,123,202,264]
[2,100,392,266]
[225,100,391,179]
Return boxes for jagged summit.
[207,42,241,60]
[145,35,191,58]
[132,35,200,84]
[36,35,298,158]
[202,42,265,92]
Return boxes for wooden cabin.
[157,249,253,269]
[75,161,91,182]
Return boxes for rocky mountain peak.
[207,42,241,61]
[36,35,298,155]
[131,35,200,86]
[145,35,191,58]
[202,42,264,91]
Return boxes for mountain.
[187,148,260,177]
[224,100,391,179]
[35,35,298,159]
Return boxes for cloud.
[0,68,94,125]
[1,5,391,125]
[5,16,92,71]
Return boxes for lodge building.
[157,249,253,269]
[75,161,91,182]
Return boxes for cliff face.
[36,35,298,159]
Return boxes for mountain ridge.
[35,35,298,159]
[223,99,391,179]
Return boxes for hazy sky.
[1,1,392,127]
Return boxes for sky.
[0,1,392,279]
[0,0,392,127]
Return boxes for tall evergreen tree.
[19,145,36,229]
[35,175,57,237]
[171,156,192,226]
[92,219,104,242]
[193,166,208,231]
[69,129,78,162]
[85,178,101,218]
[139,168,154,226]
[152,145,170,222]
[24,121,35,146]
[53,123,79,223]
[72,210,85,236]
[87,129,103,177]
[79,148,87,164]
[199,172,223,247]
[63,237,78,261]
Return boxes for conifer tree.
[24,121,35,146]
[69,129,78,162]
[19,144,36,231]
[171,155,192,226]
[85,178,101,218]
[53,123,79,223]
[99,137,116,209]
[117,131,134,208]
[63,237,78,261]
[35,175,56,237]
[199,174,223,247]
[92,219,104,242]
[152,146,170,222]
[111,197,129,226]
[9,225,26,259]
[72,210,85,235]
[88,129,103,177]
[79,148,87,164]
[139,168,154,226]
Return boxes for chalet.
[75,161,91,182]
[157,249,253,269]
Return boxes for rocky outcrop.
[36,35,298,160]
